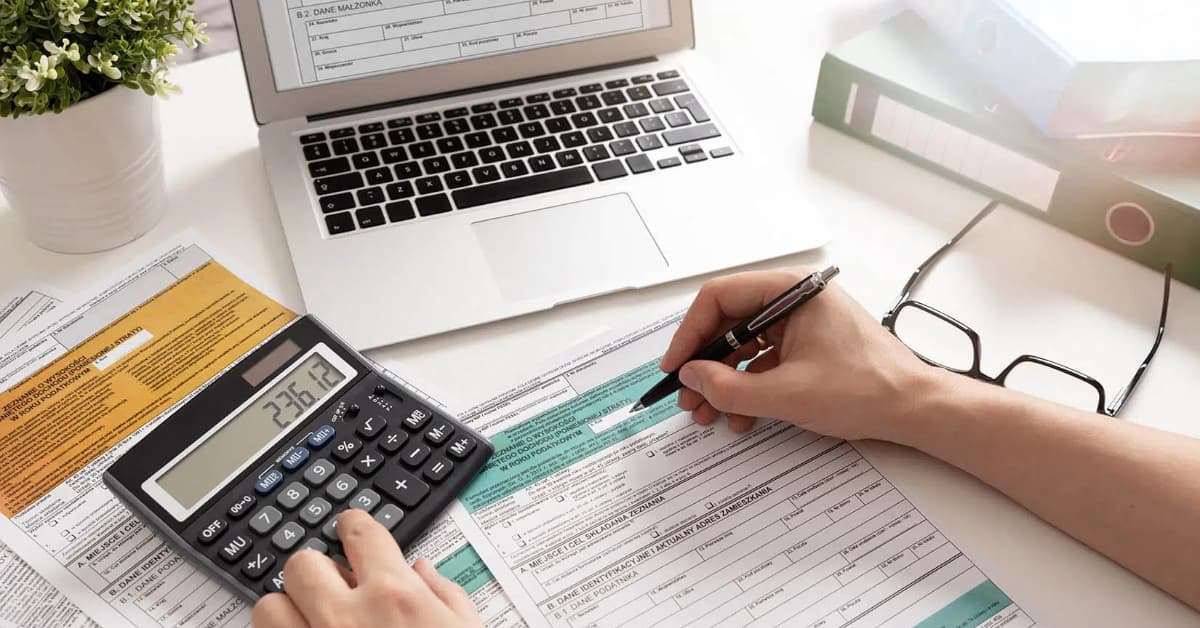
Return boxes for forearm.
[893,371,1200,610]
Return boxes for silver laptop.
[233,0,828,349]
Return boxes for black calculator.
[104,315,492,601]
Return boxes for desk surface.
[2,1,1198,625]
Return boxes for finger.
[252,593,312,628]
[282,550,350,623]
[413,558,478,618]
[678,359,790,418]
[337,509,413,583]
[678,388,704,411]
[746,348,780,375]
[727,414,757,433]
[722,342,764,369]
[662,271,804,372]
[691,401,721,425]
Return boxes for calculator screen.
[157,353,347,510]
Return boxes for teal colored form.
[435,544,494,596]
[914,580,1014,628]
[461,360,679,513]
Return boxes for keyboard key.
[218,534,252,564]
[501,160,529,178]
[545,117,571,133]
[609,139,636,156]
[272,522,305,552]
[446,170,473,189]
[326,473,358,501]
[601,91,627,106]
[657,156,682,168]
[374,504,405,531]
[492,127,518,143]
[498,109,523,125]
[378,429,409,453]
[357,187,384,205]
[711,146,734,159]
[381,147,408,164]
[518,122,546,138]
[303,459,337,486]
[640,117,666,133]
[605,78,629,89]
[550,100,576,116]
[507,141,533,159]
[636,134,664,152]
[453,165,592,209]
[451,151,479,169]
[465,131,492,148]
[472,165,501,183]
[662,123,721,146]
[416,112,441,123]
[653,79,690,96]
[365,167,393,185]
[576,95,602,110]
[385,201,415,222]
[499,97,523,108]
[424,421,455,445]
[526,92,550,103]
[679,143,704,156]
[657,69,680,79]
[353,451,384,476]
[613,122,640,138]
[349,488,381,512]
[374,468,430,508]
[533,136,561,153]
[359,122,384,133]
[480,146,506,163]
[523,104,550,120]
[278,482,310,510]
[416,193,453,216]
[583,145,610,162]
[627,86,653,101]
[623,103,650,118]
[303,143,331,161]
[321,516,341,542]
[410,141,435,159]
[598,108,623,124]
[308,156,350,178]
[422,156,450,174]
[242,551,276,580]
[626,154,654,174]
[399,443,431,467]
[300,132,326,144]
[561,131,587,148]
[470,113,498,130]
[228,494,257,519]
[684,151,708,164]
[552,88,578,99]
[555,150,583,167]
[318,192,355,214]
[587,127,614,143]
[529,155,556,172]
[300,498,333,527]
[386,181,415,199]
[332,437,361,461]
[471,102,497,113]
[632,74,655,84]
[416,176,444,194]
[314,172,364,195]
[417,123,443,140]
[436,136,465,153]
[352,152,380,169]
[649,98,674,114]
[388,116,413,128]
[665,111,691,127]
[389,128,416,144]
[197,517,227,545]
[325,212,355,235]
[332,138,359,155]
[361,134,386,150]
[330,127,355,138]
[447,436,477,459]
[423,458,453,483]
[255,469,285,495]
[300,538,329,554]
[579,83,603,94]
[394,162,421,179]
[675,93,710,123]
[444,119,470,135]
[249,505,283,535]
[593,160,627,181]
[356,206,386,228]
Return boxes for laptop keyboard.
[298,70,733,237]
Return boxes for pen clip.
[747,272,825,333]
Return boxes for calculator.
[103,315,492,601]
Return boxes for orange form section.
[0,261,295,517]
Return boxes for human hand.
[661,269,944,442]
[252,510,483,628]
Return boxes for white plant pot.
[0,85,167,254]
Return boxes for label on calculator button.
[281,447,311,471]
[218,534,251,563]
[374,468,429,508]
[255,469,285,494]
[227,495,256,519]
[307,424,336,448]
[197,518,227,545]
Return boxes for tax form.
[452,312,1035,628]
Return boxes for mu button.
[374,468,429,508]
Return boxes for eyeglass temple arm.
[888,201,1000,314]
[1108,264,1173,416]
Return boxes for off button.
[197,518,228,545]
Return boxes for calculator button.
[424,421,455,445]
[353,452,384,476]
[374,504,405,531]
[227,495,256,520]
[271,522,306,552]
[281,447,311,471]
[423,458,453,484]
[196,518,228,545]
[300,538,329,554]
[347,403,361,418]
[356,416,387,440]
[265,569,286,594]
[399,444,431,468]
[332,438,362,461]
[277,482,310,511]
[374,468,430,508]
[308,424,336,448]
[250,506,284,535]
[402,408,432,431]
[321,517,341,542]
[447,436,477,460]
[378,429,408,454]
[349,489,381,513]
[218,534,252,563]
[303,459,337,487]
[300,497,333,527]
[255,469,285,494]
[242,551,276,580]
[326,474,359,501]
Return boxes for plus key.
[374,468,429,508]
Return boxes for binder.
[811,12,1200,290]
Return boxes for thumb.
[678,360,781,418]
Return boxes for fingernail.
[679,365,699,391]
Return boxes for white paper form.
[451,312,1035,628]
[0,283,62,345]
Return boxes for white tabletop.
[2,1,1198,625]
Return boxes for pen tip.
[630,402,645,412]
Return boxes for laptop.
[232,0,828,349]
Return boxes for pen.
[631,266,840,412]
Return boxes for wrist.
[881,366,969,450]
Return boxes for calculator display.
[157,354,347,510]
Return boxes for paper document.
[452,312,1034,627]
[0,283,61,344]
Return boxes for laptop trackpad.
[471,194,666,303]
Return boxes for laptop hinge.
[307,57,658,123]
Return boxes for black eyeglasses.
[882,201,1172,417]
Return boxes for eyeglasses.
[881,201,1172,417]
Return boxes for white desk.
[3,1,1198,625]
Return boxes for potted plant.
[0,0,208,253]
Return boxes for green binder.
[812,12,1200,290]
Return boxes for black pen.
[631,266,840,412]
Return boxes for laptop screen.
[259,0,675,92]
